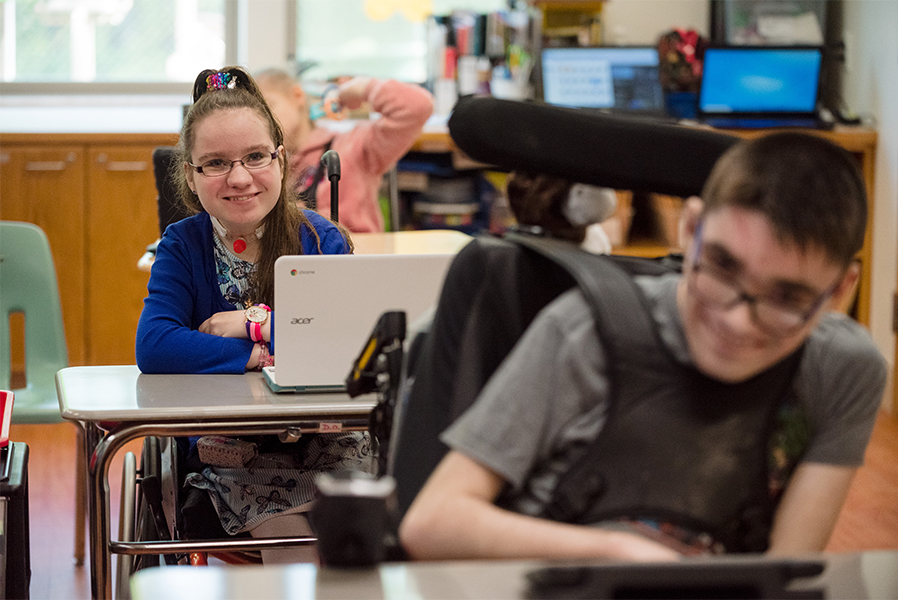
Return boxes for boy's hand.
[402,451,685,562]
[604,530,684,561]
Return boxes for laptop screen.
[698,47,822,115]
[540,46,665,112]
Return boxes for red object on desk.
[444,47,458,79]
[0,390,13,447]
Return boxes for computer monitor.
[698,46,823,115]
[540,46,666,113]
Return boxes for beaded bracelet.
[256,340,275,370]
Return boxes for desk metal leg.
[87,422,128,600]
[84,422,105,600]
[89,423,174,599]
[74,423,87,567]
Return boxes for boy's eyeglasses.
[189,147,281,177]
[688,222,840,337]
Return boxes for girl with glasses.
[136,67,367,562]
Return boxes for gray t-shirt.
[442,273,886,518]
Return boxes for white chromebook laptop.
[263,253,454,393]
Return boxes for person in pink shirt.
[256,69,434,233]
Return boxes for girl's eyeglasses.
[189,147,281,177]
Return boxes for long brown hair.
[172,66,350,306]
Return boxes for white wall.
[841,0,898,411]
[601,0,709,44]
[248,0,714,69]
[240,0,293,72]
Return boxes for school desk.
[129,551,898,600]
[56,365,379,600]
[138,229,474,271]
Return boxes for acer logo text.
[291,317,314,325]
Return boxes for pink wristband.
[247,321,263,342]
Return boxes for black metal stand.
[0,442,31,600]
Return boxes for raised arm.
[399,450,681,562]
[338,77,434,176]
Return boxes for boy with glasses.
[399,132,886,560]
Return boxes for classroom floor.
[9,409,898,600]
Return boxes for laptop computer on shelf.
[263,253,454,393]
[697,46,830,129]
[539,46,670,120]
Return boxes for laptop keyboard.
[703,117,826,130]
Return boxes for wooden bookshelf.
[405,125,878,326]
[532,1,605,46]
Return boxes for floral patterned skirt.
[184,432,373,535]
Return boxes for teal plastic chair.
[0,220,87,565]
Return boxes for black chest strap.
[505,232,803,552]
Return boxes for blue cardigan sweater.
[136,210,351,374]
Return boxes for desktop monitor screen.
[698,46,822,115]
[540,46,665,112]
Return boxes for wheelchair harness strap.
[505,232,804,552]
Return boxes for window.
[295,0,508,83]
[1,0,227,83]
[0,0,513,90]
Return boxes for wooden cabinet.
[1,133,177,367]
[0,144,87,365]
[86,144,166,365]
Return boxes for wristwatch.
[245,303,271,342]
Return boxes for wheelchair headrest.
[448,96,739,198]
